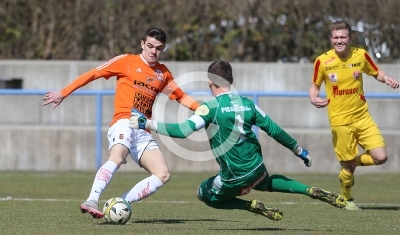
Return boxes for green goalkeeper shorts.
[197,164,270,202]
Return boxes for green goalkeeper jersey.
[156,92,298,181]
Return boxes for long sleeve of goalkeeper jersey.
[156,120,198,138]
[254,106,297,150]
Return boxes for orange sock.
[339,168,354,200]
[355,152,375,166]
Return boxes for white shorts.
[107,119,159,165]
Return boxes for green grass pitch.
[0,172,399,235]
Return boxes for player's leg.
[341,116,386,210]
[80,144,127,218]
[248,200,283,221]
[140,148,170,184]
[262,174,309,194]
[355,116,387,166]
[197,168,282,221]
[338,162,361,210]
[305,187,346,208]
[332,124,361,210]
[241,168,283,221]
[80,120,131,218]
[121,148,168,203]
[254,164,308,194]
[256,174,345,209]
[196,175,236,203]
[121,131,169,203]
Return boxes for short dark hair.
[207,60,233,87]
[142,28,167,44]
[329,21,353,37]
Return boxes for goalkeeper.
[130,60,346,221]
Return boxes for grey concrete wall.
[0,60,399,173]
[1,125,398,173]
[1,60,400,92]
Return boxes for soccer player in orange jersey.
[308,21,399,210]
[42,28,200,218]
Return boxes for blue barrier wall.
[1,89,399,171]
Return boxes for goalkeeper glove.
[292,144,312,167]
[129,108,157,131]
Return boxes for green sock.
[266,174,309,195]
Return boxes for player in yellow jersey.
[308,21,399,210]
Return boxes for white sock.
[87,161,118,202]
[122,174,164,204]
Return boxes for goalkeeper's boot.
[249,200,283,221]
[343,198,362,210]
[80,200,104,219]
[307,187,346,209]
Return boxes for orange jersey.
[312,48,379,126]
[60,54,199,126]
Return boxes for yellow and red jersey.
[61,54,199,126]
[312,47,379,126]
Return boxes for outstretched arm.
[41,69,100,109]
[259,118,311,167]
[375,71,399,89]
[130,109,205,138]
[42,91,64,110]
[163,80,200,111]
[175,94,200,111]
[255,106,312,167]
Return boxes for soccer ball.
[102,197,132,224]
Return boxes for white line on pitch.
[0,197,399,206]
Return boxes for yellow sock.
[355,152,375,166]
[339,168,354,200]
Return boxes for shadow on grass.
[100,222,327,232]
[360,206,400,211]
[211,228,330,232]
[132,218,228,224]
[210,228,286,231]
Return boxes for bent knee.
[196,194,204,202]
[109,144,130,166]
[196,185,206,202]
[374,154,388,165]
[155,171,170,184]
[369,147,388,165]
[341,160,357,172]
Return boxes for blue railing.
[1,89,399,169]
